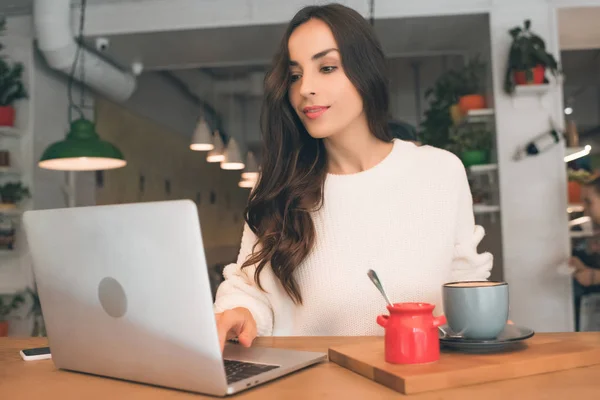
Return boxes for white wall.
[491,3,573,332]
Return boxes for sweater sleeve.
[213,223,274,336]
[449,163,493,282]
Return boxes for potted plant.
[567,169,592,204]
[0,181,31,209]
[0,60,28,126]
[0,18,27,127]
[0,292,25,336]
[447,125,494,167]
[420,55,490,149]
[456,55,487,114]
[504,19,562,94]
[420,69,463,148]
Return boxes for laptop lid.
[23,200,230,396]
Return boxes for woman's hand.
[215,307,257,352]
[570,257,598,287]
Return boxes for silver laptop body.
[23,200,326,396]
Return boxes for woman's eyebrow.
[289,48,340,66]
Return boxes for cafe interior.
[2,0,600,397]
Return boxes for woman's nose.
[299,74,316,97]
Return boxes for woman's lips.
[303,106,330,120]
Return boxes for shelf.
[514,84,551,96]
[565,146,591,163]
[569,216,591,228]
[570,231,593,239]
[473,204,500,214]
[465,108,494,124]
[0,167,21,175]
[0,207,22,217]
[568,204,584,213]
[0,126,20,137]
[469,164,498,174]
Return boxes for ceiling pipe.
[33,0,136,102]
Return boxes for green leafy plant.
[420,55,487,149]
[0,293,25,322]
[459,55,486,96]
[0,181,31,204]
[420,70,462,149]
[447,125,493,156]
[568,169,592,184]
[0,60,27,106]
[0,16,27,107]
[504,19,562,94]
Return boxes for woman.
[570,177,600,330]
[213,3,493,350]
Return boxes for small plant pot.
[0,203,16,210]
[568,181,582,204]
[514,65,545,85]
[460,150,490,167]
[0,321,8,336]
[458,94,486,114]
[0,106,16,127]
[449,104,463,125]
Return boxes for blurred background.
[0,0,599,337]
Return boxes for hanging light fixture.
[190,117,214,151]
[221,138,245,170]
[39,118,126,170]
[207,131,225,163]
[238,178,256,189]
[241,151,259,180]
[38,0,126,172]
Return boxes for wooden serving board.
[328,332,600,395]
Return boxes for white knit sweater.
[213,139,493,336]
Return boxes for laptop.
[22,200,326,396]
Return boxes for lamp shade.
[238,178,256,188]
[221,138,245,170]
[207,131,225,163]
[242,151,259,180]
[38,118,126,171]
[190,117,214,151]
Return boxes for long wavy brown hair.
[241,3,393,304]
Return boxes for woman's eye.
[290,74,301,83]
[321,66,337,73]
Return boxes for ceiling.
[0,0,157,15]
[86,13,490,72]
[559,7,600,51]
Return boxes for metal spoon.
[367,269,393,307]
[367,269,462,339]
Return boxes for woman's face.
[287,18,365,139]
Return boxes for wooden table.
[1,334,600,399]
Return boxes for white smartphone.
[20,346,52,361]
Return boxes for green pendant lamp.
[39,118,126,171]
[38,1,126,172]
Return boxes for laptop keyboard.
[224,359,279,384]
